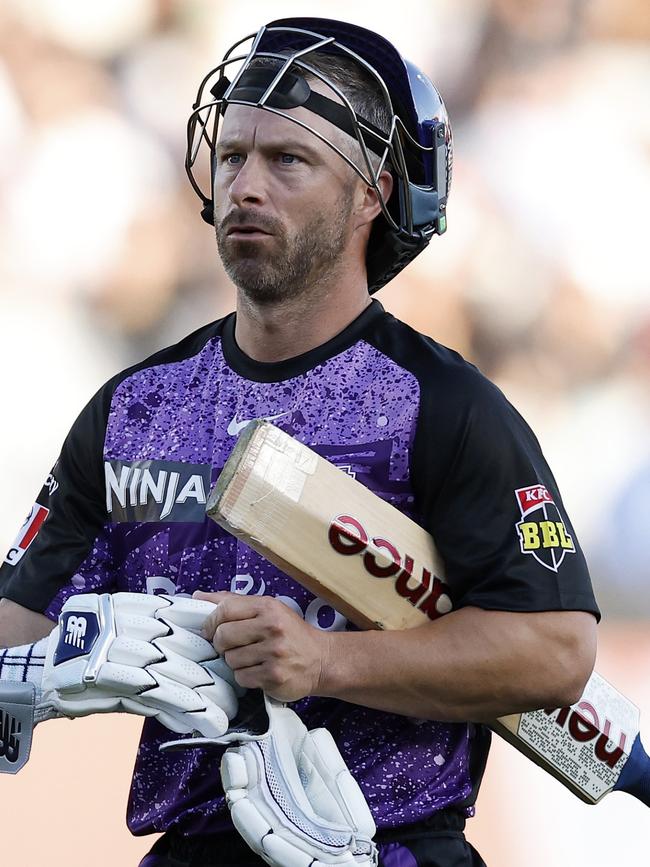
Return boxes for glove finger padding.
[106,635,165,668]
[153,621,217,664]
[220,699,377,867]
[203,656,247,697]
[152,596,220,631]
[40,593,238,738]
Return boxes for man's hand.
[195,591,332,703]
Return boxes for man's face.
[213,84,362,305]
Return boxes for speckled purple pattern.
[44,530,115,618]
[50,333,474,835]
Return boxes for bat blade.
[209,420,450,631]
[493,671,650,805]
[208,421,650,808]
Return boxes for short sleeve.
[412,368,600,620]
[0,387,117,615]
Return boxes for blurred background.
[0,0,648,863]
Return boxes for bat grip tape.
[613,733,650,807]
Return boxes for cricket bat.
[207,421,650,808]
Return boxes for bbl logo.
[515,484,575,572]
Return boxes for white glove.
[163,694,378,867]
[0,592,241,773]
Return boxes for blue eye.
[280,153,299,164]
[225,154,242,165]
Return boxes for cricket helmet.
[186,17,452,292]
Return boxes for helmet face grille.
[187,19,452,291]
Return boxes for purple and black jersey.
[0,300,599,837]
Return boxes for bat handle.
[614,734,650,807]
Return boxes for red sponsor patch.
[3,504,50,566]
[515,484,554,517]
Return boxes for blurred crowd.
[0,0,648,615]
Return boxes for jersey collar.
[221,300,385,382]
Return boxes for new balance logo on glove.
[0,709,22,764]
[53,611,101,666]
[64,616,87,650]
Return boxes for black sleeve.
[0,385,114,615]
[0,319,226,617]
[412,365,600,620]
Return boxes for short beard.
[216,188,354,306]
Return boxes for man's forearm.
[0,598,55,648]
[316,607,597,722]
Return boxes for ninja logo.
[105,459,211,523]
[515,484,575,572]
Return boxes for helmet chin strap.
[201,201,215,225]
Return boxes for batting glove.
[0,592,241,774]
[162,693,378,866]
